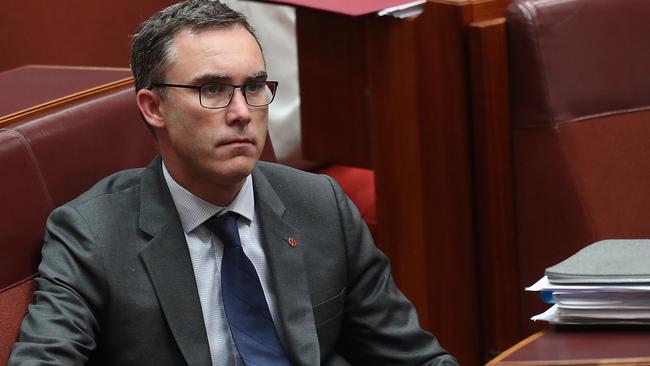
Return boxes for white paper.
[528,276,650,324]
[377,0,425,18]
[531,304,558,322]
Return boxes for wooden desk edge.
[488,357,650,366]
[0,77,134,128]
[485,330,650,366]
[486,331,546,366]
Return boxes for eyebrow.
[189,71,268,85]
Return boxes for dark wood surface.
[468,18,523,359]
[297,1,511,364]
[0,1,177,71]
[296,10,372,168]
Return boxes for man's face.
[153,25,268,202]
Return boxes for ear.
[136,88,166,129]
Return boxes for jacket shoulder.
[256,161,329,185]
[66,167,145,208]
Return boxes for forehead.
[165,25,265,83]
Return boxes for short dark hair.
[130,0,260,93]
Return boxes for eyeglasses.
[150,81,278,109]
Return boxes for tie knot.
[204,212,241,248]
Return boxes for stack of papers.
[527,239,650,325]
[528,276,650,324]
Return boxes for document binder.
[545,239,650,284]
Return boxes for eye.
[203,83,226,95]
[244,82,265,93]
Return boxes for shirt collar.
[162,161,255,233]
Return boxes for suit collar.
[138,156,177,237]
[138,156,212,366]
[253,166,320,365]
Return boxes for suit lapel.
[137,157,212,366]
[253,168,320,366]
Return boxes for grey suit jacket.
[10,157,457,365]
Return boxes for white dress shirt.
[162,163,281,366]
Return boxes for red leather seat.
[317,165,376,239]
[0,131,51,337]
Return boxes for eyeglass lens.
[200,82,276,108]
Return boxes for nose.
[226,88,252,125]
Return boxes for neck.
[163,159,246,207]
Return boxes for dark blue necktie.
[204,212,292,366]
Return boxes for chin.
[215,157,257,182]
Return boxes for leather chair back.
[506,0,650,330]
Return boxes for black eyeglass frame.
[149,81,279,109]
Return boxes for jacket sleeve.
[9,205,106,366]
[324,176,458,366]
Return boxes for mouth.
[218,137,255,147]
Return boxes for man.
[9,1,457,365]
